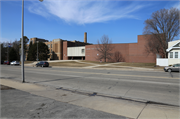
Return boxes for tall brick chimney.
[84,32,87,43]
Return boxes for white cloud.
[28,0,146,24]
[28,2,50,18]
[173,2,180,9]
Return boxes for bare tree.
[114,51,124,62]
[143,8,180,58]
[144,34,164,57]
[12,39,20,61]
[96,35,114,62]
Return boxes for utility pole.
[7,43,8,61]
[37,41,38,61]
[21,0,43,83]
[21,0,25,83]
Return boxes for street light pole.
[37,41,38,61]
[21,0,25,83]
[21,0,43,83]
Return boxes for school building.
[29,32,157,63]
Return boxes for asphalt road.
[1,65,180,106]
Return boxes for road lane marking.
[2,66,180,80]
[25,68,180,80]
[19,70,180,86]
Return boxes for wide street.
[1,65,179,106]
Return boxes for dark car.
[1,60,4,64]
[36,61,49,67]
[4,61,10,65]
[164,63,180,72]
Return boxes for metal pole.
[37,41,38,61]
[21,0,25,83]
[7,44,8,61]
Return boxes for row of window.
[170,52,179,58]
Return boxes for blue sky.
[0,0,179,44]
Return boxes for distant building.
[27,33,158,63]
[30,37,48,44]
[28,32,91,60]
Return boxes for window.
[174,64,179,67]
[82,49,85,53]
[51,44,52,48]
[173,64,179,67]
[175,52,178,58]
[170,52,173,58]
[48,44,50,48]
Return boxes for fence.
[156,58,168,66]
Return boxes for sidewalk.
[1,85,126,119]
[1,78,179,119]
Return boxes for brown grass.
[112,62,156,68]
[49,61,93,67]
[97,62,164,69]
[94,66,132,69]
[80,60,111,65]
[20,61,34,64]
[24,60,164,69]
[24,61,34,64]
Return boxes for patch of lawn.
[111,62,156,67]
[80,60,112,65]
[20,61,35,64]
[49,61,93,67]
[95,66,133,69]
[24,61,35,64]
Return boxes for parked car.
[4,61,10,65]
[10,61,20,66]
[36,61,49,67]
[1,60,4,64]
[164,64,180,72]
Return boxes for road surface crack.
[136,103,148,119]
[108,81,118,89]
[124,84,134,97]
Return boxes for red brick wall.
[63,41,68,60]
[85,35,156,63]
[85,44,129,62]
[109,44,129,62]
[132,35,156,63]
[85,45,99,61]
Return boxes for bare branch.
[95,35,114,62]
[143,8,180,58]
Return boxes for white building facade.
[166,40,180,65]
[67,46,85,60]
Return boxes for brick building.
[29,32,91,60]
[85,34,156,63]
[28,33,156,63]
